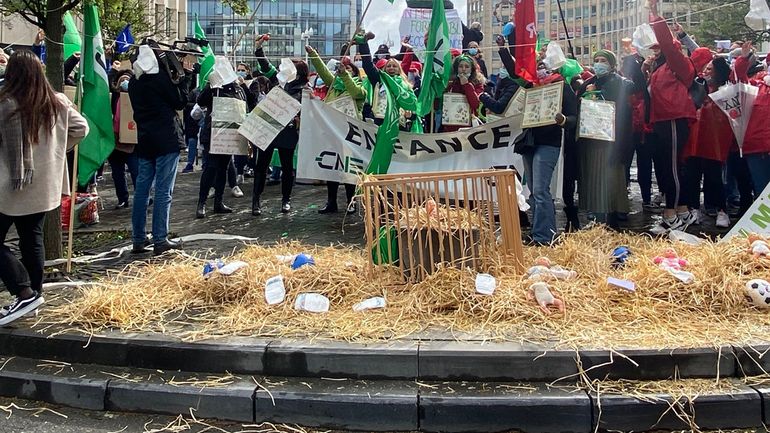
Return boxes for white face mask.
[353,61,363,69]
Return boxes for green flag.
[78,3,115,187]
[194,14,215,90]
[416,0,452,117]
[63,11,82,60]
[366,73,416,174]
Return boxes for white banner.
[399,7,463,61]
[297,96,525,185]
[722,181,770,241]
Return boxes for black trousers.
[0,212,46,296]
[651,119,690,210]
[198,152,231,204]
[625,132,654,204]
[684,157,726,211]
[326,182,356,207]
[253,145,294,205]
[562,137,579,209]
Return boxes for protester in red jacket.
[439,55,484,133]
[644,7,698,235]
[734,44,770,197]
[681,56,734,228]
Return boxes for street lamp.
[301,27,314,63]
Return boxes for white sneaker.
[231,186,244,198]
[679,211,699,227]
[650,216,684,235]
[236,174,245,185]
[716,210,730,228]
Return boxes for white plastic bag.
[353,297,387,312]
[218,261,248,275]
[294,293,330,313]
[277,58,297,87]
[746,0,770,30]
[543,42,567,70]
[475,274,497,295]
[208,56,238,88]
[632,23,658,49]
[265,275,286,305]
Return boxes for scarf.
[0,98,34,190]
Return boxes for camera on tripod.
[130,37,210,84]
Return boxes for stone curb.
[589,380,762,431]
[0,328,759,381]
[0,356,767,432]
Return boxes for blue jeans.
[523,145,561,244]
[184,138,197,169]
[132,152,180,247]
[746,153,770,197]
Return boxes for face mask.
[468,48,479,56]
[594,62,611,77]
[315,77,324,87]
[537,69,548,80]
[237,71,248,78]
[0,65,5,77]
[408,72,416,82]
[120,80,129,91]
[702,74,713,84]
[354,61,363,69]
[498,69,509,80]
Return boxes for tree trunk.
[43,0,66,260]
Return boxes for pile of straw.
[398,201,490,232]
[40,227,770,349]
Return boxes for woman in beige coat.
[0,50,89,326]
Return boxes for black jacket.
[577,73,635,162]
[197,83,248,151]
[269,79,306,150]
[128,72,189,159]
[480,77,519,114]
[531,80,578,149]
[184,89,201,141]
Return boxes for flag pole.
[66,80,84,274]
[343,0,374,57]
[230,0,267,58]
[555,0,575,58]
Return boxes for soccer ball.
[745,279,770,309]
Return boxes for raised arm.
[356,34,381,86]
[306,45,335,87]
[651,16,694,85]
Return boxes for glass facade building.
[188,0,361,65]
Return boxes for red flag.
[515,0,538,82]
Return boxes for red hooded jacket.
[735,55,770,156]
[648,17,697,123]
[681,92,734,162]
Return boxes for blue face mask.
[237,71,248,79]
[594,62,612,77]
[468,48,479,56]
[498,69,509,80]
[120,80,129,91]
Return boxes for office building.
[188,0,361,64]
[468,0,695,70]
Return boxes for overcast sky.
[362,0,468,53]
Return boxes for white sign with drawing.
[238,87,301,150]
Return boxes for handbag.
[513,128,535,154]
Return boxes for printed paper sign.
[579,99,616,142]
[238,87,301,150]
[210,96,248,155]
[522,82,564,128]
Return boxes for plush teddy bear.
[745,279,770,309]
[653,248,694,284]
[527,281,565,314]
[526,257,577,281]
[748,234,770,259]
